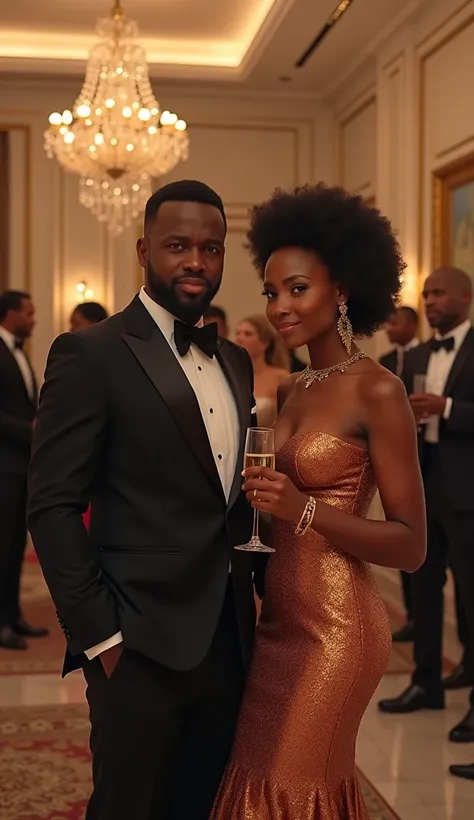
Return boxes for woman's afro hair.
[246,183,405,337]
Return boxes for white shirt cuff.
[85,631,123,660]
[443,397,453,419]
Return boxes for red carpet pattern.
[0,704,402,820]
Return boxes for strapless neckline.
[277,430,368,456]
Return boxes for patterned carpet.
[0,703,401,820]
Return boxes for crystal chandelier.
[44,1,189,236]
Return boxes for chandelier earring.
[337,302,353,354]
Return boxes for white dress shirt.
[86,289,239,660]
[0,325,35,400]
[395,337,419,377]
[424,319,471,444]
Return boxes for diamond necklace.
[298,350,368,389]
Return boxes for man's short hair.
[398,306,418,324]
[203,305,227,324]
[0,290,31,321]
[73,302,109,324]
[144,180,226,231]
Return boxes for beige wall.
[0,80,322,377]
[327,0,474,354]
[326,0,474,519]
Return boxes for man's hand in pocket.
[100,643,124,679]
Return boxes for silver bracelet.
[295,496,317,536]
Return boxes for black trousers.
[400,570,412,621]
[453,572,472,669]
[412,445,474,703]
[0,472,27,628]
[83,580,245,820]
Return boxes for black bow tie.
[430,336,454,353]
[14,339,24,350]
[174,320,218,359]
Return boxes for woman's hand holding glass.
[242,466,307,523]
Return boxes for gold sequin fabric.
[211,432,392,819]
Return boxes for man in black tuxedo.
[378,267,474,778]
[379,305,419,642]
[0,290,48,649]
[28,181,260,819]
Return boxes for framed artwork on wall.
[433,153,474,317]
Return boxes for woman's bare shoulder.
[357,360,407,405]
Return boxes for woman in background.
[235,314,289,427]
[70,302,108,332]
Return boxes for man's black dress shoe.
[13,619,49,638]
[449,763,474,781]
[443,663,474,690]
[449,708,474,743]
[0,626,27,650]
[378,684,445,713]
[392,622,414,642]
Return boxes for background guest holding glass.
[379,266,474,780]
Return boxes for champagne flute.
[413,374,428,425]
[235,427,275,553]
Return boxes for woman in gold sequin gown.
[211,185,426,819]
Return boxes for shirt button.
[210,408,214,414]
[198,366,202,371]
[218,454,222,460]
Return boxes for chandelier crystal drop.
[44,1,189,235]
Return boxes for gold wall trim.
[436,134,474,160]
[188,121,302,186]
[417,11,474,290]
[337,95,376,186]
[382,50,405,73]
[432,152,474,269]
[416,0,474,50]
[0,123,31,295]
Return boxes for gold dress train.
[211,432,392,819]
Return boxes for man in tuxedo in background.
[379,305,419,642]
[378,267,474,780]
[380,305,419,378]
[203,304,228,338]
[28,181,259,819]
[0,290,48,649]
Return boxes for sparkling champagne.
[244,453,275,471]
[236,427,275,553]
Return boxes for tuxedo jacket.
[379,349,398,376]
[28,295,258,674]
[402,328,474,511]
[0,337,37,475]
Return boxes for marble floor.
[0,567,472,820]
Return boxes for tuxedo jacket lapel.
[404,344,431,392]
[444,328,474,396]
[121,297,224,497]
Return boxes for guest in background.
[0,290,48,649]
[70,302,109,332]
[380,306,419,377]
[204,304,228,338]
[235,314,289,427]
[380,305,419,642]
[378,267,474,779]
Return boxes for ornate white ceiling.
[0,0,425,94]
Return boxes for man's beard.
[146,263,222,325]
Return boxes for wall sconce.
[75,281,95,302]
